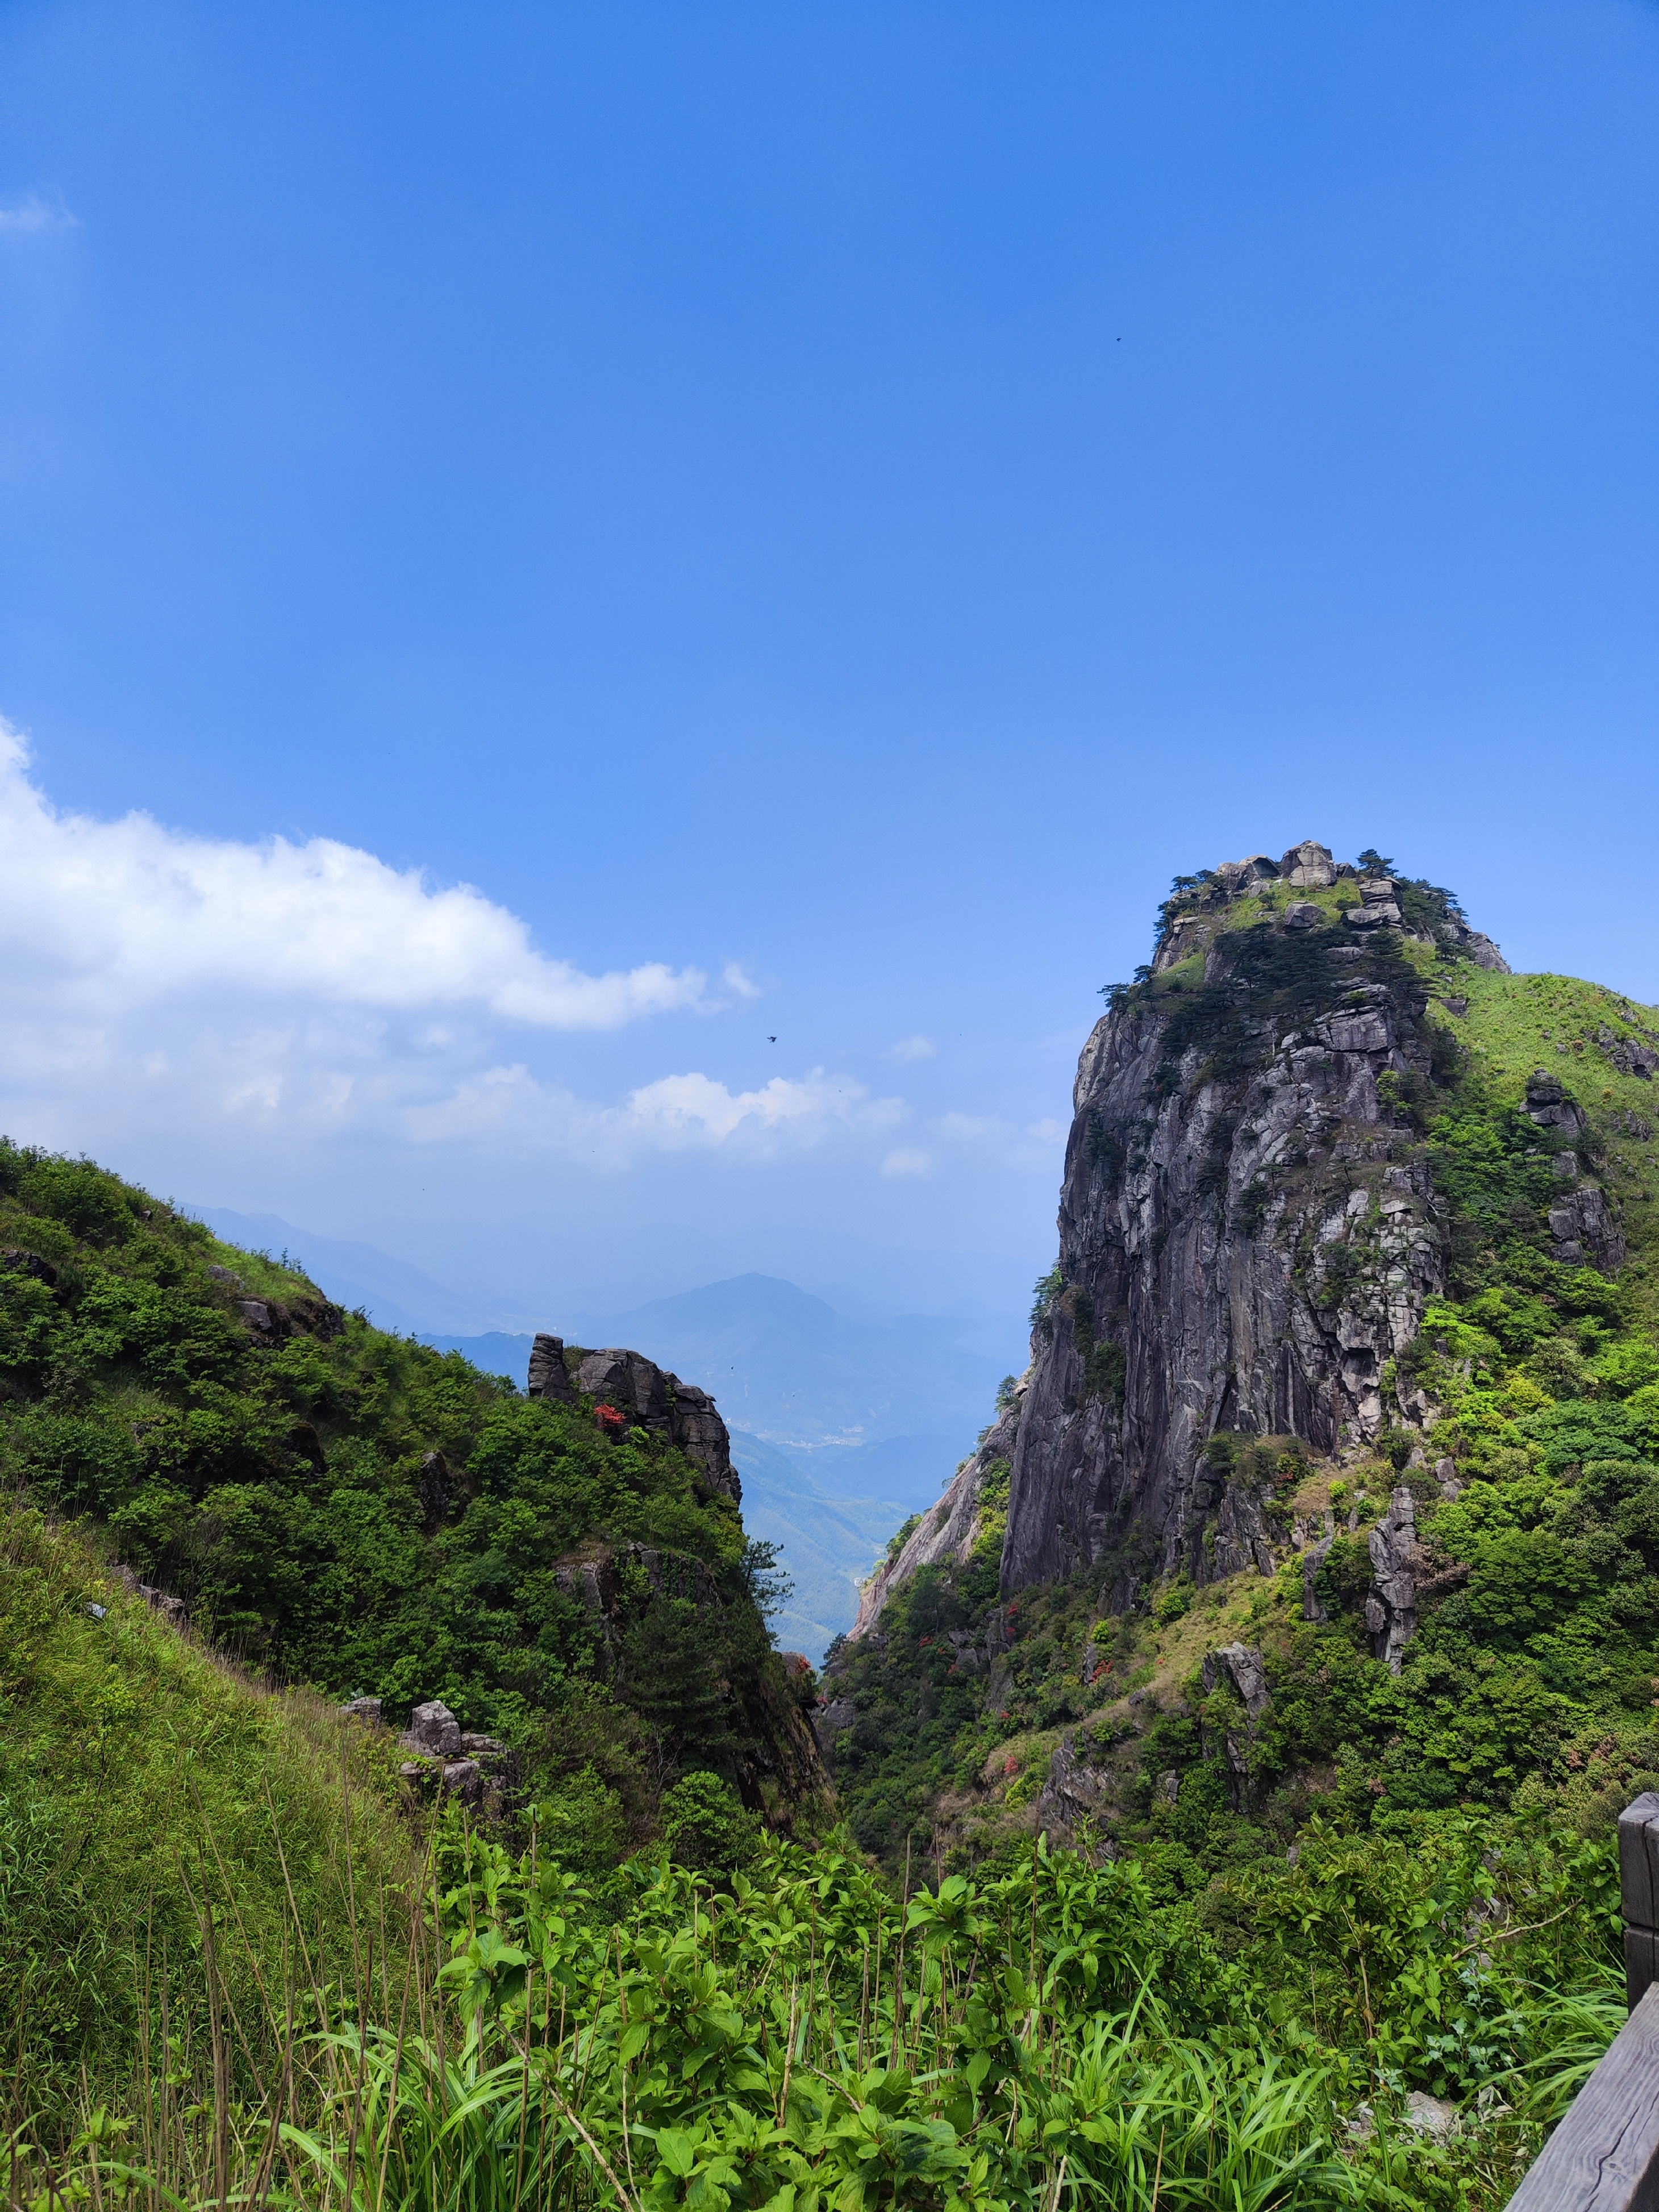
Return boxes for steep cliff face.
[1001,843,1508,1596]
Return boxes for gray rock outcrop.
[403,1699,463,1759]
[994,850,1536,1599]
[1281,841,1338,889]
[1201,1643,1272,1806]
[1036,1733,1113,1847]
[1002,875,1454,1596]
[527,1334,741,1501]
[1523,1071,1625,1271]
[1202,1642,1272,1721]
[1366,1488,1418,1672]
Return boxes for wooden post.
[1504,1797,1659,2210]
[1504,1987,1659,2212]
[1619,1792,1659,2013]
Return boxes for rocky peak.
[527,1333,741,1502]
[998,844,1512,1599]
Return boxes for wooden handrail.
[1504,1794,1659,2211]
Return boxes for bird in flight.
[768,1035,777,1043]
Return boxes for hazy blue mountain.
[724,1431,902,1661]
[565,1274,1015,1462]
[186,1207,540,1336]
[184,1232,1019,1663]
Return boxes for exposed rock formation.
[849,1392,1021,1639]
[1365,1488,1418,1673]
[1202,1642,1272,1807]
[1522,1069,1626,1271]
[1035,1733,1114,1846]
[1003,854,1462,1595]
[528,1334,741,1502]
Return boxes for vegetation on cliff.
[9,844,1659,2208]
[0,1139,820,1854]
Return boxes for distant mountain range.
[187,1209,1026,1661]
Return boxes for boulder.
[1283,901,1324,932]
[1279,840,1337,889]
[1402,2092,1460,2142]
[404,1700,463,1759]
[341,1697,384,1724]
[1215,855,1279,895]
[440,1760,485,1806]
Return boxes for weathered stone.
[1548,1185,1625,1273]
[527,1333,578,1402]
[440,1760,485,1806]
[1282,901,1324,931]
[851,1395,1020,1639]
[1279,841,1337,889]
[206,1264,243,1286]
[1215,855,1279,895]
[405,1700,463,1759]
[1402,2092,1460,2142]
[528,1338,741,1502]
[341,1697,384,1723]
[999,863,1454,1597]
[1368,1488,1418,1672]
[137,1582,189,1629]
[1202,1643,1271,1721]
[1460,931,1508,972]
[1036,1734,1112,1845]
[1599,1026,1659,1080]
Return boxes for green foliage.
[0,1139,810,1850]
[660,1771,760,1873]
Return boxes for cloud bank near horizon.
[0,722,1066,1212]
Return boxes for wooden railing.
[1506,1793,1659,2211]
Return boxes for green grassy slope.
[1,1495,420,2130]
[0,1141,822,1853]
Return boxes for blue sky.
[1,0,1656,1325]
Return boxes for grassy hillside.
[1,1494,420,2142]
[0,1140,822,1853]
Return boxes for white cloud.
[0,722,954,1189]
[885,1034,937,1063]
[406,1064,906,1163]
[0,191,78,235]
[0,720,708,1030]
[1026,1118,1066,1144]
[881,1148,933,1177]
